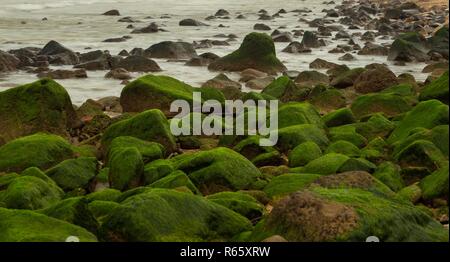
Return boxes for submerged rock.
[145,41,198,59]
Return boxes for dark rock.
[38,40,79,65]
[37,69,87,79]
[145,41,198,59]
[254,23,271,31]
[282,42,311,53]
[105,68,132,80]
[179,19,208,26]
[131,23,159,34]
[301,31,326,48]
[102,10,120,16]
[354,64,398,94]
[114,56,161,72]
[0,50,20,72]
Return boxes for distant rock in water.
[301,31,326,48]
[114,56,161,72]
[0,50,20,72]
[179,18,208,26]
[0,78,78,142]
[388,32,430,62]
[145,41,198,59]
[102,10,120,16]
[131,23,159,34]
[38,40,79,65]
[208,32,286,74]
[37,69,88,79]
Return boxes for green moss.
[328,125,367,147]
[108,147,144,191]
[45,157,98,191]
[276,124,329,152]
[233,136,283,167]
[298,153,350,175]
[325,140,361,157]
[85,188,122,202]
[338,158,377,173]
[0,172,20,190]
[108,136,164,164]
[143,159,175,185]
[150,170,200,194]
[101,109,176,154]
[373,162,404,192]
[396,183,422,203]
[0,78,77,142]
[0,207,97,242]
[1,175,63,210]
[288,141,323,168]
[0,133,75,173]
[241,91,276,103]
[381,83,415,96]
[322,108,356,127]
[354,113,396,140]
[394,140,447,171]
[206,191,264,220]
[351,93,412,119]
[171,147,261,194]
[331,68,365,88]
[310,88,347,113]
[38,197,99,233]
[264,173,322,198]
[88,200,120,225]
[96,168,109,183]
[420,163,449,200]
[278,102,324,129]
[388,100,449,144]
[262,76,304,102]
[419,71,449,104]
[208,32,286,74]
[99,188,252,241]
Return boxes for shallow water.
[0,0,429,104]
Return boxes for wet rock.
[334,30,351,39]
[105,68,132,80]
[202,73,241,90]
[102,37,127,43]
[117,16,136,23]
[295,71,329,87]
[358,42,389,56]
[388,32,430,62]
[254,23,271,31]
[131,23,159,34]
[215,9,230,16]
[179,18,208,26]
[0,50,20,72]
[239,68,268,82]
[246,76,275,90]
[37,69,87,79]
[38,40,79,65]
[114,55,161,72]
[354,64,399,94]
[96,96,122,113]
[301,31,326,48]
[272,32,293,42]
[309,58,339,69]
[146,41,198,59]
[339,53,356,61]
[102,10,120,16]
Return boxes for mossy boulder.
[310,88,347,113]
[397,183,422,203]
[149,170,200,194]
[388,32,430,62]
[387,100,449,144]
[325,140,361,157]
[88,200,120,225]
[38,197,99,233]
[206,191,264,220]
[143,159,175,185]
[0,79,78,142]
[85,188,122,202]
[99,188,252,241]
[276,124,329,152]
[208,32,286,74]
[351,93,412,119]
[108,147,144,191]
[45,157,98,191]
[120,74,224,115]
[233,136,284,167]
[394,139,447,173]
[0,133,75,173]
[288,141,323,168]
[354,113,396,140]
[328,125,368,147]
[330,67,365,89]
[419,71,449,104]
[171,147,262,194]
[373,162,404,192]
[0,174,63,210]
[263,173,322,198]
[251,187,448,242]
[101,109,176,154]
[0,207,97,242]
[278,102,324,129]
[420,163,449,200]
[322,108,356,127]
[261,76,306,102]
[107,136,164,164]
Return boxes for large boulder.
[0,208,97,242]
[388,33,430,62]
[0,50,20,72]
[171,147,262,194]
[429,26,449,60]
[261,76,306,102]
[145,41,198,59]
[419,71,449,104]
[278,102,324,129]
[120,74,224,115]
[0,133,76,173]
[354,64,399,94]
[101,109,176,154]
[351,93,412,119]
[0,79,78,142]
[99,189,251,241]
[208,33,286,74]
[114,55,161,72]
[38,40,79,65]
[45,157,98,191]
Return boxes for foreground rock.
[0,79,78,142]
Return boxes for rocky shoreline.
[0,0,449,242]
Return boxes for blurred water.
[0,0,429,104]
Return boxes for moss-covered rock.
[45,157,98,191]
[295,70,329,87]
[171,147,262,194]
[394,139,447,172]
[0,174,63,210]
[264,173,322,198]
[108,136,164,164]
[309,88,347,113]
[233,136,284,167]
[38,197,99,233]
[351,93,412,119]
[88,200,120,225]
[0,133,75,173]
[420,163,449,200]
[325,140,361,157]
[0,207,97,242]
[143,159,175,185]
[120,74,224,115]
[276,124,329,152]
[149,170,200,194]
[278,102,324,129]
[85,188,122,202]
[419,71,449,104]
[206,191,264,220]
[101,109,176,154]
[297,153,350,175]
[388,32,430,62]
[288,141,323,168]
[373,162,404,192]
[0,79,78,142]
[387,100,449,144]
[397,183,422,203]
[208,32,286,74]
[322,108,356,127]
[330,67,365,88]
[251,187,448,242]
[261,76,306,102]
[328,125,368,147]
[99,188,252,241]
[108,147,144,191]
[354,113,396,140]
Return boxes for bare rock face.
[105,68,132,80]
[37,69,88,79]
[145,41,198,59]
[354,64,399,94]
[38,40,79,65]
[0,50,20,72]
[114,56,161,72]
